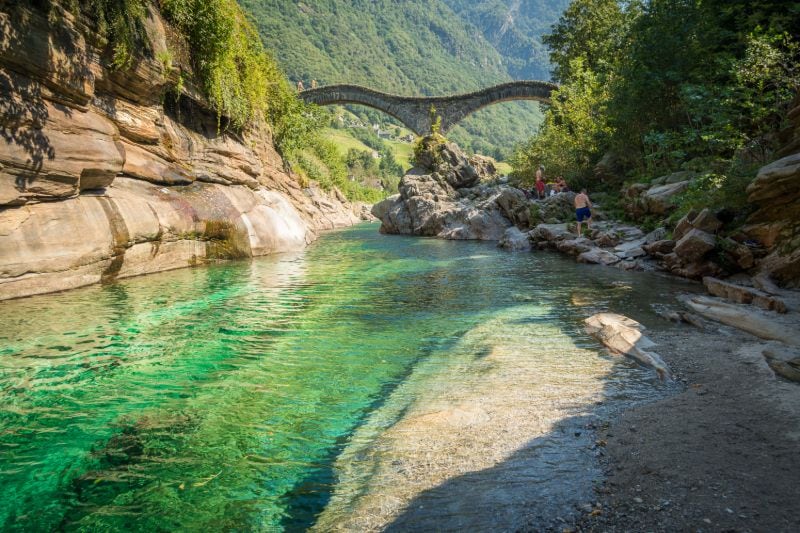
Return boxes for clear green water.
[0,224,694,531]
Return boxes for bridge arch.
[298,81,557,135]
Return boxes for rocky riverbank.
[0,3,366,300]
[372,136,800,342]
[373,135,799,288]
[371,134,800,531]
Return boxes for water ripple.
[0,224,697,531]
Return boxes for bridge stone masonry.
[298,81,558,135]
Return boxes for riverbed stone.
[703,276,788,313]
[615,238,647,259]
[643,239,676,258]
[593,231,620,248]
[530,223,571,244]
[557,237,594,256]
[681,295,800,346]
[577,248,621,266]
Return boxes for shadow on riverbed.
[323,264,694,531]
[383,412,603,532]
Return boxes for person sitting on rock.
[297,80,305,92]
[558,177,570,192]
[574,188,593,236]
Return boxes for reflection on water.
[0,224,696,531]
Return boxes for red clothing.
[535,180,545,193]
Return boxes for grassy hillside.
[238,0,558,159]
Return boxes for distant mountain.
[239,0,569,158]
[442,0,571,80]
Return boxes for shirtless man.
[574,188,592,237]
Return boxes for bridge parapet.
[299,81,557,135]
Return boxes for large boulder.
[412,137,480,189]
[530,223,571,246]
[492,187,531,228]
[373,172,514,240]
[557,237,594,256]
[743,152,800,286]
[673,208,722,241]
[641,180,692,215]
[593,151,623,184]
[372,194,412,234]
[674,228,716,262]
[498,227,532,251]
[642,239,676,258]
[624,173,696,218]
[537,191,577,223]
[468,154,498,181]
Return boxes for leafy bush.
[411,133,447,168]
[667,172,755,228]
[78,0,149,68]
[158,0,289,129]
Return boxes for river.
[0,223,696,531]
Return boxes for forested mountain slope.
[239,0,567,158]
[443,0,570,80]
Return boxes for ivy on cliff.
[82,0,291,130]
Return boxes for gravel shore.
[577,319,800,532]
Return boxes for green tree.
[510,57,612,183]
[543,0,629,82]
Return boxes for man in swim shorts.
[574,188,592,237]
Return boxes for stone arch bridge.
[298,80,557,135]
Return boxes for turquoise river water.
[0,223,695,531]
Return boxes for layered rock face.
[744,152,800,286]
[0,3,360,300]
[372,139,528,240]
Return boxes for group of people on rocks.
[529,165,593,237]
[532,165,570,199]
[296,79,318,91]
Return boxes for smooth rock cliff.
[0,3,362,300]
